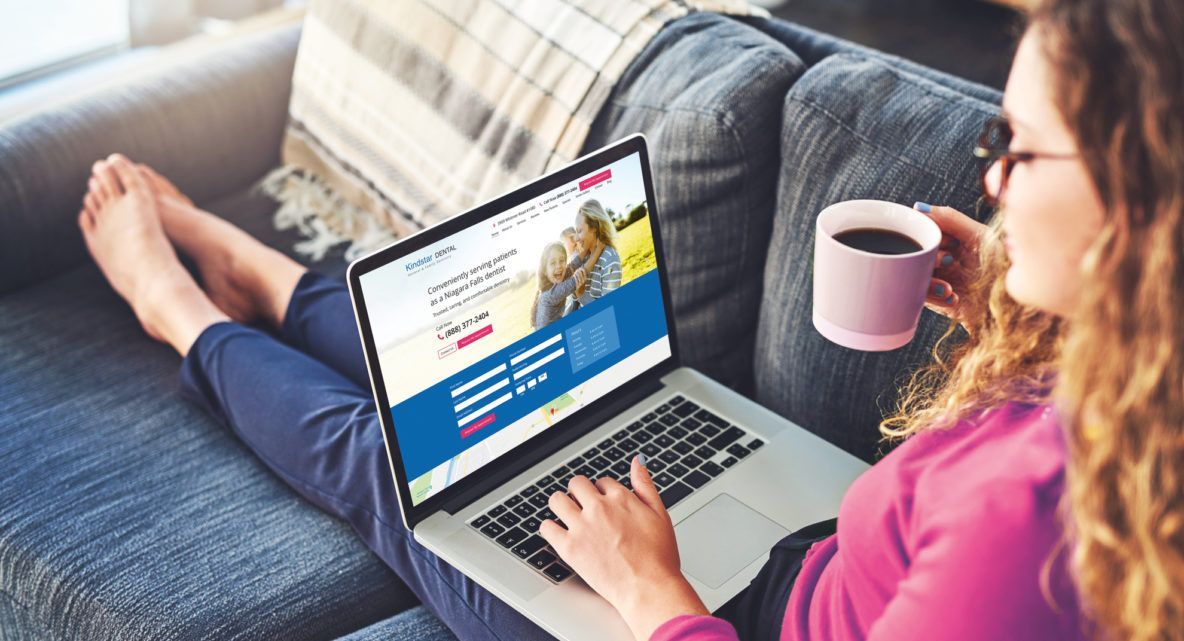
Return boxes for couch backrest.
[0,24,300,295]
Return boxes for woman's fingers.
[926,277,957,306]
[915,202,985,251]
[549,488,582,525]
[934,249,957,269]
[630,456,667,517]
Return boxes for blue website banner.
[393,270,668,480]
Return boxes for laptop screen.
[358,150,672,506]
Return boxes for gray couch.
[0,13,999,640]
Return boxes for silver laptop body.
[347,136,868,641]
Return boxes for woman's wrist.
[616,574,710,641]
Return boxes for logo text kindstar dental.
[405,255,433,271]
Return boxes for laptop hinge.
[438,375,667,515]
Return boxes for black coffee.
[832,227,922,255]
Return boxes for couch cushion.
[754,52,1000,462]
[583,13,806,394]
[0,189,415,640]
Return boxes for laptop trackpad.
[675,494,790,589]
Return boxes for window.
[0,0,130,87]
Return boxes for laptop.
[346,135,868,640]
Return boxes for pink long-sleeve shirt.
[652,402,1091,641]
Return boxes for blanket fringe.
[257,166,399,262]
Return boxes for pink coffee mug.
[812,199,941,351]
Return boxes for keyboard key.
[598,438,614,450]
[618,437,639,451]
[747,438,765,450]
[583,446,600,458]
[642,413,658,423]
[727,444,751,459]
[480,522,506,538]
[504,495,524,508]
[683,470,710,489]
[574,465,597,478]
[513,535,548,559]
[668,463,689,477]
[653,472,676,488]
[544,563,573,582]
[700,461,725,477]
[694,409,729,427]
[640,443,661,458]
[626,421,645,433]
[523,517,542,532]
[611,461,630,476]
[668,426,688,440]
[567,455,585,468]
[496,527,528,549]
[658,450,679,465]
[551,465,570,478]
[698,423,720,437]
[708,426,746,450]
[644,422,665,435]
[471,515,491,528]
[613,429,629,440]
[685,433,707,446]
[528,493,549,509]
[694,446,717,460]
[513,503,535,518]
[537,507,557,521]
[497,513,520,529]
[655,435,675,448]
[671,400,699,418]
[620,477,633,490]
[721,456,738,468]
[655,404,671,414]
[659,414,679,427]
[672,441,693,455]
[488,505,508,518]
[604,446,625,461]
[534,476,554,490]
[682,454,703,469]
[529,549,557,570]
[683,417,702,430]
[646,459,667,473]
[659,482,694,508]
[669,395,685,405]
[521,485,540,498]
[588,456,610,471]
[632,431,652,443]
[546,483,566,496]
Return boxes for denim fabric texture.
[0,24,299,295]
[336,606,457,641]
[754,53,1000,462]
[0,268,415,640]
[583,13,806,395]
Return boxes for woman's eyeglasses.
[973,115,1079,207]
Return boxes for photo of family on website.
[529,198,654,329]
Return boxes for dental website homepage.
[360,152,670,506]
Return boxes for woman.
[568,199,623,308]
[77,1,1181,640]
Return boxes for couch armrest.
[0,23,300,295]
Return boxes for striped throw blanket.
[261,0,763,260]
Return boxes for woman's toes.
[137,163,190,204]
[108,154,150,194]
[84,192,99,218]
[78,209,93,232]
[93,159,124,200]
[88,174,108,206]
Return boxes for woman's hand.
[916,202,988,322]
[539,458,710,640]
[574,267,587,289]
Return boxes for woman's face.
[996,29,1106,317]
[574,214,597,253]
[546,251,566,285]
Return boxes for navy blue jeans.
[179,271,553,641]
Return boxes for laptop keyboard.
[467,395,764,583]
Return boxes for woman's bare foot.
[79,155,229,355]
[135,163,305,329]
